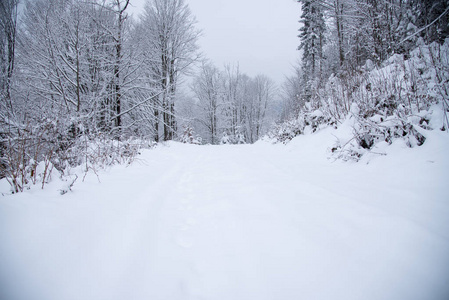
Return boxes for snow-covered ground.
[1,123,449,300]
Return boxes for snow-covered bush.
[220,132,231,145]
[70,136,145,172]
[269,119,304,143]
[0,119,68,193]
[340,39,447,159]
[235,133,246,144]
[179,125,202,145]
[269,109,336,143]
[0,117,147,194]
[274,38,449,161]
[220,131,246,145]
[331,109,429,162]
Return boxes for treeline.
[187,63,276,145]
[3,0,200,141]
[0,0,200,191]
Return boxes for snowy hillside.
[1,121,449,300]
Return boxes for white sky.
[128,0,300,84]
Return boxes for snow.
[1,123,449,300]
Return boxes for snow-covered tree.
[297,0,326,109]
[298,0,326,81]
[243,75,275,143]
[410,0,449,44]
[141,0,200,141]
[221,64,247,142]
[191,62,223,144]
[0,0,17,113]
[111,0,130,135]
[191,62,277,144]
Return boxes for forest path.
[1,139,449,300]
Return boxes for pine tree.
[411,0,449,44]
[298,0,326,103]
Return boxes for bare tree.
[0,0,18,113]
[191,62,222,144]
[249,75,275,143]
[141,0,200,141]
[222,64,244,141]
[111,0,129,135]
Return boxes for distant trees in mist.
[189,63,276,145]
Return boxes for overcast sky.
[128,0,300,84]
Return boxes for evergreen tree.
[411,0,449,44]
[298,0,326,104]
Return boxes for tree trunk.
[334,0,345,67]
[113,0,129,137]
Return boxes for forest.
[1,0,448,192]
[1,1,449,299]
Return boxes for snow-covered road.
[1,129,449,300]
